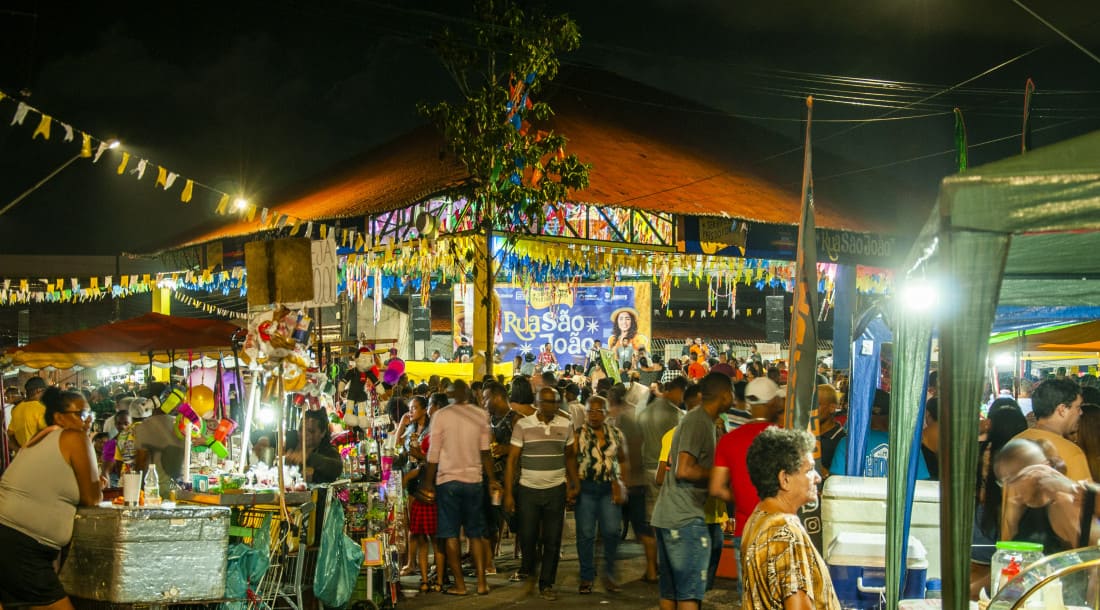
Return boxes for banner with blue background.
[455,282,652,366]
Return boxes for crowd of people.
[373,344,845,606]
[4,349,1100,608]
[379,348,1100,607]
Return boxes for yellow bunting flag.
[320,225,328,240]
[32,114,51,140]
[117,152,131,175]
[289,218,301,235]
[121,276,129,287]
[215,194,229,215]
[155,166,168,188]
[244,205,256,222]
[80,133,92,157]
[181,179,194,203]
[90,277,99,289]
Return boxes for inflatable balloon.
[188,385,216,417]
[382,358,405,387]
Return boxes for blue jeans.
[575,480,621,582]
[656,519,710,602]
[706,523,723,590]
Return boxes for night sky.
[1,0,1099,255]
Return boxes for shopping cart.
[233,502,314,610]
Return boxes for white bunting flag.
[11,102,29,126]
[131,158,148,180]
[164,172,178,189]
[93,141,109,163]
[60,122,74,142]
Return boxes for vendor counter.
[60,504,230,604]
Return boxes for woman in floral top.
[572,395,630,594]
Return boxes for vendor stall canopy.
[5,312,244,370]
[920,129,1100,307]
[889,129,1100,609]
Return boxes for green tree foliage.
[418,0,590,235]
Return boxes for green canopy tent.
[889,130,1100,609]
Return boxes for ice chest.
[827,531,928,609]
[60,504,230,603]
[822,475,941,579]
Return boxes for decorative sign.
[455,282,652,365]
[309,238,339,307]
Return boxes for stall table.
[60,504,230,605]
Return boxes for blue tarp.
[992,305,1100,333]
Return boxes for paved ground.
[394,525,742,610]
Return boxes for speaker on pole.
[765,295,786,343]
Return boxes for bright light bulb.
[899,278,939,313]
[234,198,248,211]
[107,139,121,149]
[257,406,275,425]
[993,352,1014,368]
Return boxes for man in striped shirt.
[504,386,579,601]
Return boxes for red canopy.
[7,312,243,369]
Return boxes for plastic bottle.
[925,577,942,599]
[990,541,1043,596]
[145,467,161,506]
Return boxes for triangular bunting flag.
[93,141,109,163]
[80,133,92,158]
[117,152,131,175]
[32,114,51,139]
[181,179,194,203]
[215,194,229,215]
[155,166,168,188]
[131,158,148,180]
[11,102,30,126]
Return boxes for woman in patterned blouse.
[741,428,840,610]
[572,395,630,594]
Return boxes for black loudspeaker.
[411,307,432,341]
[765,295,786,343]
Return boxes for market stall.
[891,129,1100,609]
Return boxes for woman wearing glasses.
[0,386,103,610]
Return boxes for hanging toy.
[342,346,381,428]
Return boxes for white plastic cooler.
[821,474,941,579]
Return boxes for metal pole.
[0,153,82,218]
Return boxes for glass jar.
[990,541,1044,597]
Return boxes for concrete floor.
[394,526,742,610]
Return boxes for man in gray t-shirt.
[650,373,733,608]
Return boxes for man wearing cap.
[708,377,786,583]
[829,389,931,479]
[454,336,473,362]
[8,377,48,448]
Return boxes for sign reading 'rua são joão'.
[454,282,652,365]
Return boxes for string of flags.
[171,290,247,320]
[0,89,369,247]
[2,89,895,309]
[0,267,246,306]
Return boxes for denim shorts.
[436,480,486,539]
[656,518,711,601]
